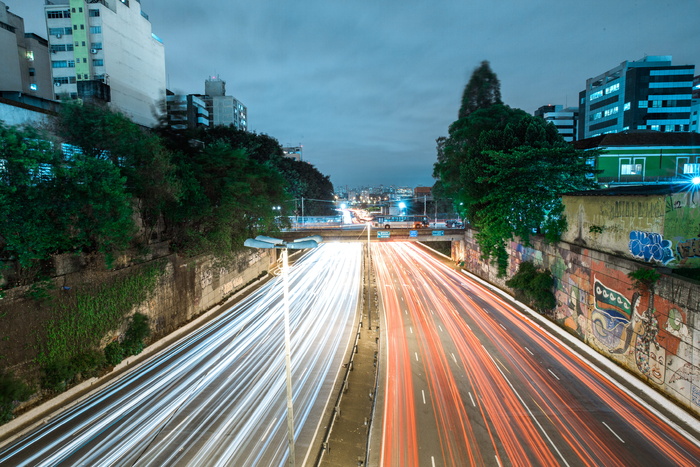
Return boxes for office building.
[44,0,165,127]
[578,56,695,140]
[282,146,302,161]
[534,104,578,142]
[202,76,247,130]
[691,75,700,133]
[0,1,53,100]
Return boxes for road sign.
[409,230,418,237]
[377,231,391,238]
[432,230,444,236]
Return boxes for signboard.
[432,230,445,236]
[377,231,391,239]
[409,230,418,238]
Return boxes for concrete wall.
[454,228,700,417]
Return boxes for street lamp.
[243,234,322,467]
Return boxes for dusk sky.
[6,0,700,190]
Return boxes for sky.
[5,0,700,190]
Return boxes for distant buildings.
[534,105,578,142]
[165,91,209,130]
[200,76,247,130]
[43,0,166,127]
[578,56,695,140]
[282,146,302,161]
[0,1,53,100]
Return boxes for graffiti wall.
[457,229,700,417]
[562,191,700,268]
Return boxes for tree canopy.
[458,60,502,120]
[434,64,598,275]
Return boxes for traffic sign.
[377,231,391,238]
[432,230,444,236]
[409,230,418,237]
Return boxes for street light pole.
[243,235,322,467]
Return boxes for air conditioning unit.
[54,82,61,87]
[90,49,98,54]
[56,33,61,38]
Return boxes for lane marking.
[432,456,436,467]
[602,422,625,443]
[525,347,534,356]
[499,323,507,331]
[451,352,457,363]
[469,392,476,407]
[422,389,426,405]
[415,352,419,362]
[410,327,413,334]
[438,325,444,332]
[548,369,560,381]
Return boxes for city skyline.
[5,0,700,188]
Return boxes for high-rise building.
[0,1,53,100]
[282,146,302,161]
[691,75,700,133]
[534,104,578,142]
[202,76,247,130]
[44,0,165,127]
[578,56,695,140]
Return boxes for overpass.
[277,227,465,243]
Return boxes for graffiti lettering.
[629,230,675,265]
[677,237,700,260]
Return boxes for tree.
[277,158,335,216]
[458,60,502,120]
[434,63,598,275]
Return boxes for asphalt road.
[372,242,700,467]
[0,243,362,466]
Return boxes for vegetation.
[505,261,556,313]
[0,370,32,423]
[433,61,598,275]
[628,267,661,293]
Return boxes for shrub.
[506,261,556,313]
[70,349,105,379]
[0,371,33,424]
[41,358,75,392]
[104,341,124,367]
[122,313,150,357]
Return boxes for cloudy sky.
[6,0,700,190]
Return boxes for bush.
[0,371,33,424]
[41,358,75,392]
[506,261,556,313]
[122,313,150,357]
[104,341,124,366]
[70,349,105,379]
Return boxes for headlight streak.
[374,242,700,467]
[0,243,362,467]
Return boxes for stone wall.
[453,228,700,417]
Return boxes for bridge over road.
[278,227,465,243]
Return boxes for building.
[574,131,700,185]
[691,75,700,133]
[165,91,209,131]
[44,0,165,127]
[534,104,578,142]
[282,146,302,161]
[201,76,247,130]
[0,1,53,100]
[578,56,695,140]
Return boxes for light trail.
[0,243,362,466]
[374,242,700,467]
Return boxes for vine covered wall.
[454,227,700,417]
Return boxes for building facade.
[574,131,700,185]
[165,92,209,130]
[579,56,695,140]
[202,76,247,130]
[534,104,578,142]
[0,1,53,100]
[44,0,165,127]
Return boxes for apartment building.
[45,0,165,127]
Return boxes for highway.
[373,242,700,467]
[0,243,362,466]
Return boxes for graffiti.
[200,268,213,288]
[591,279,634,352]
[676,237,700,262]
[600,199,664,219]
[629,231,675,265]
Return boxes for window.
[621,164,643,175]
[684,163,700,175]
[624,102,631,111]
[89,9,100,17]
[589,90,604,101]
[47,10,70,19]
[651,125,660,131]
[639,100,648,108]
[52,60,68,68]
[25,51,34,61]
[29,84,38,91]
[652,100,662,108]
[91,42,103,50]
[28,68,35,77]
[604,106,619,117]
[605,83,620,94]
[93,59,104,66]
[90,26,102,34]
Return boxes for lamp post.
[243,234,322,467]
